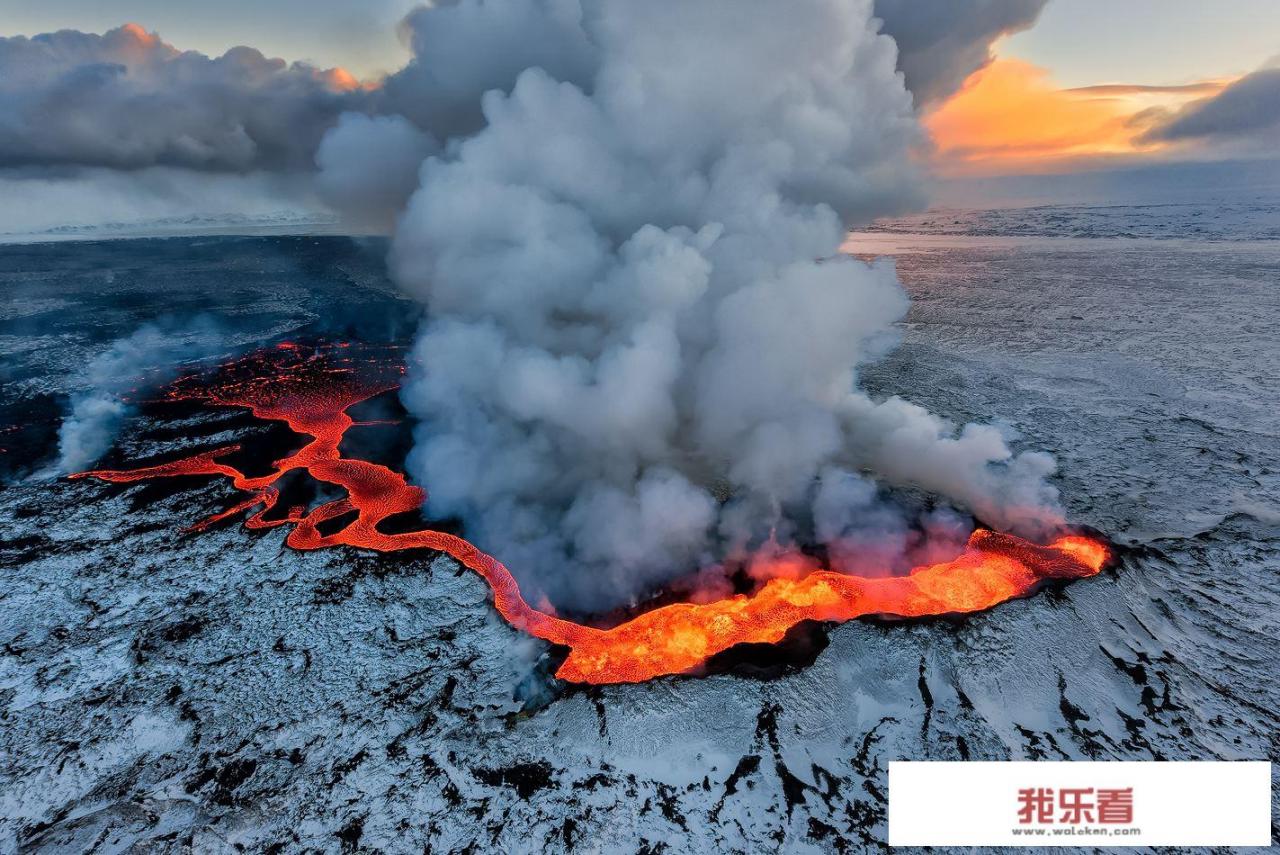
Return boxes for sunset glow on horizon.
[923,56,1233,176]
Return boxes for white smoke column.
[54,321,225,475]
[389,0,1063,611]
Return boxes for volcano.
[73,342,1110,685]
[4,234,1276,854]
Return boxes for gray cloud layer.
[0,2,1041,180]
[0,24,366,171]
[1142,66,1280,149]
[872,0,1048,106]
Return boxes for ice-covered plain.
[0,211,1277,851]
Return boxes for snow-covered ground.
[1,226,1277,852]
[865,199,1280,243]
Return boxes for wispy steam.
[54,320,225,475]
[352,0,1067,612]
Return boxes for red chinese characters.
[1097,787,1135,824]
[1018,787,1134,825]
[1017,788,1055,824]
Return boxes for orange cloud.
[318,67,368,93]
[924,58,1230,175]
[1065,81,1227,97]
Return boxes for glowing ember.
[73,344,1111,685]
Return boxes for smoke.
[364,0,1066,613]
[313,0,1046,226]
[54,320,225,475]
[315,113,439,232]
[379,0,598,137]
[8,4,1069,611]
[0,23,365,172]
[812,468,972,577]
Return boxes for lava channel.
[72,343,1111,685]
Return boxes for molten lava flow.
[74,344,1110,685]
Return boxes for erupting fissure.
[73,345,1110,685]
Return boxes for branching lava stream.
[73,344,1110,685]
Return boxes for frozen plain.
[0,219,1277,852]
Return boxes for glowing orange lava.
[73,344,1110,685]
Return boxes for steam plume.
[370,0,1063,612]
[311,0,1051,227]
[54,320,225,475]
[315,113,439,232]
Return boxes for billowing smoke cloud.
[54,320,225,475]
[311,0,1044,226]
[315,113,439,232]
[10,4,1067,611]
[379,0,598,138]
[873,0,1048,107]
[0,23,365,172]
[373,0,1064,612]
[1140,64,1280,152]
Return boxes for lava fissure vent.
[74,344,1111,686]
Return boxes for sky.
[1,0,1277,228]
[1,0,418,78]
[1002,0,1280,88]
[6,0,1279,85]
[917,0,1280,177]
